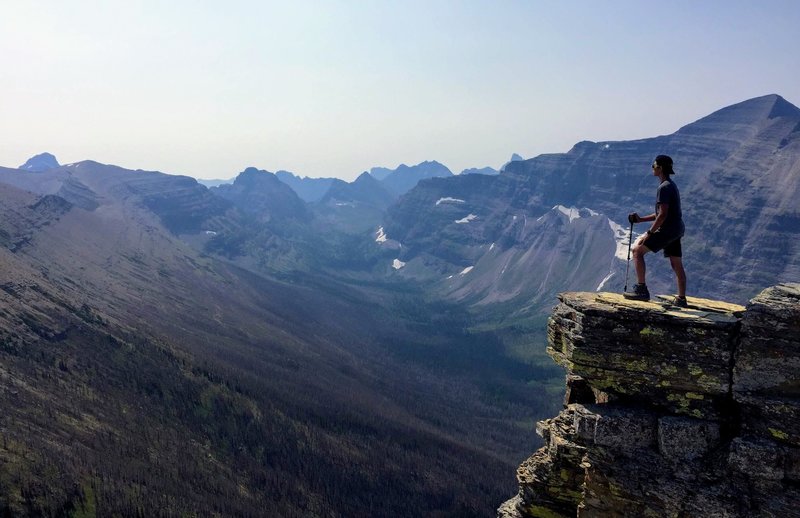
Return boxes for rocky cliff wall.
[499,283,800,517]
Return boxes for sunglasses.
[652,163,661,169]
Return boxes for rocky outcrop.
[499,283,800,517]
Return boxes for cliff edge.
[499,283,800,517]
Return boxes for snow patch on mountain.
[596,272,615,291]
[436,197,465,206]
[556,205,581,222]
[460,266,474,275]
[554,205,599,223]
[376,227,402,250]
[392,259,405,270]
[455,214,477,224]
[608,219,639,260]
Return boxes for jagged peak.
[380,161,453,175]
[396,160,449,173]
[354,171,379,184]
[677,94,800,134]
[766,94,800,119]
[417,159,446,167]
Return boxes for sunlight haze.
[2,0,799,180]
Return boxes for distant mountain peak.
[318,173,396,215]
[735,93,800,118]
[242,166,263,175]
[419,159,444,167]
[679,94,800,135]
[369,167,394,181]
[19,152,60,172]
[766,94,800,119]
[354,171,378,184]
[500,153,525,172]
[215,167,309,221]
[275,170,336,203]
[367,161,454,196]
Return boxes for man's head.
[652,155,674,175]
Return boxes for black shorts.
[644,232,682,257]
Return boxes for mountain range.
[1,94,798,516]
[0,158,559,516]
[198,159,504,206]
[381,94,800,320]
[268,161,458,204]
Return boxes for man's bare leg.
[632,239,651,285]
[669,256,686,298]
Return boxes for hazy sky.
[2,1,799,180]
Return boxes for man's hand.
[628,212,640,224]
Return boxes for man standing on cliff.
[623,155,687,306]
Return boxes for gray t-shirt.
[656,178,684,237]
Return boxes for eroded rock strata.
[499,284,800,517]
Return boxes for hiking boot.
[623,283,650,301]
[671,296,688,308]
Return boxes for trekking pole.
[623,220,634,292]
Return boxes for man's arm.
[648,203,669,234]
[629,212,657,223]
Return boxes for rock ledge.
[499,284,800,517]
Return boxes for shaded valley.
[0,166,560,516]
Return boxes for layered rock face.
[385,95,800,308]
[499,284,800,517]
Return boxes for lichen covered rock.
[734,283,800,447]
[548,292,743,419]
[499,284,800,517]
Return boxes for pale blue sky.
[2,1,798,180]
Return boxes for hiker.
[624,155,687,306]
